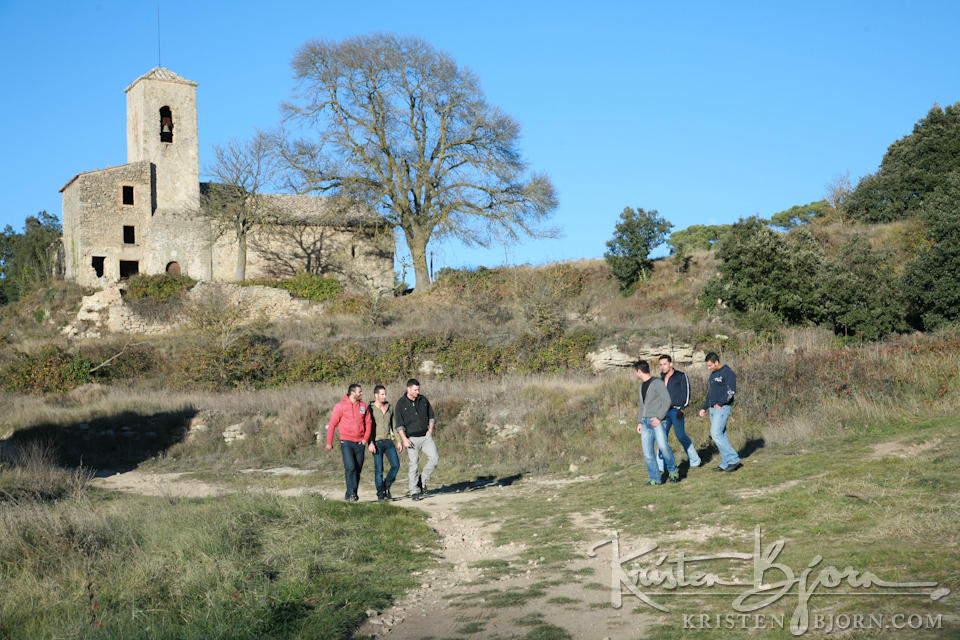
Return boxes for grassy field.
[447,412,958,639]
[0,455,435,640]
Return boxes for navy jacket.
[702,364,737,410]
[661,369,690,409]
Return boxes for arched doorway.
[165,261,181,275]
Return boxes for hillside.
[1,224,958,639]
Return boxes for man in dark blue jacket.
[657,355,701,471]
[698,352,742,472]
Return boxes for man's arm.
[650,381,671,424]
[426,398,436,436]
[726,369,737,403]
[326,404,342,449]
[396,399,412,447]
[361,406,372,444]
[681,372,690,409]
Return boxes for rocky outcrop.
[63,282,317,338]
[586,342,706,372]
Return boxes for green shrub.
[0,347,92,394]
[78,342,160,381]
[175,335,282,390]
[242,273,342,302]
[124,273,196,303]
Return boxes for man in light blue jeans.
[634,360,679,485]
[698,352,742,472]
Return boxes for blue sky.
[2,0,959,275]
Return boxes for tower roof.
[125,67,197,93]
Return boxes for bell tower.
[125,67,199,213]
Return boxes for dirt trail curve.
[91,469,654,639]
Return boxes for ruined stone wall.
[212,221,395,295]
[63,282,316,338]
[61,161,154,286]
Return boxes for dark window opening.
[122,185,135,205]
[92,256,105,278]
[123,226,136,244]
[166,261,181,275]
[119,260,139,279]
[160,106,173,143]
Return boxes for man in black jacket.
[657,354,701,470]
[396,378,438,501]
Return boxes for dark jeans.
[340,441,365,499]
[372,439,400,496]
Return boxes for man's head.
[405,378,421,401]
[347,383,363,401]
[705,352,721,372]
[658,354,673,376]
[634,360,651,381]
[373,384,387,404]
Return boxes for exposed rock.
[418,360,444,376]
[587,342,703,372]
[222,423,247,444]
[64,282,319,338]
[585,345,635,372]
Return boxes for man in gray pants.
[395,378,438,501]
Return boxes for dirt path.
[91,469,655,639]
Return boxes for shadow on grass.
[431,473,524,495]
[3,408,195,474]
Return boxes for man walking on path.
[396,379,438,501]
[698,352,742,472]
[368,384,401,501]
[657,354,701,472]
[326,383,371,501]
[635,360,679,485]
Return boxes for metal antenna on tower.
[157,4,162,67]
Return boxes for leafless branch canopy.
[277,33,558,288]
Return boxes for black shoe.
[668,473,680,483]
[377,493,387,502]
[411,492,424,501]
[348,494,359,502]
[416,475,423,491]
[712,465,726,472]
[724,462,743,473]
[385,487,392,500]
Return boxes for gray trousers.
[406,434,439,494]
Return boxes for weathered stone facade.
[60,67,393,294]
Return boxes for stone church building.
[60,67,393,293]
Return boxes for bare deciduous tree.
[825,172,853,225]
[276,33,558,292]
[202,133,279,280]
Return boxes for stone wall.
[213,221,394,294]
[61,161,154,286]
[63,282,317,338]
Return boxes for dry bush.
[277,402,323,447]
[0,441,91,503]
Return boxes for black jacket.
[661,369,690,409]
[395,394,435,438]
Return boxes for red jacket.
[326,396,371,446]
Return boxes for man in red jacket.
[326,383,372,501]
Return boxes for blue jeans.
[709,405,740,468]
[658,408,701,471]
[372,439,400,496]
[340,441,365,499]
[641,418,676,482]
